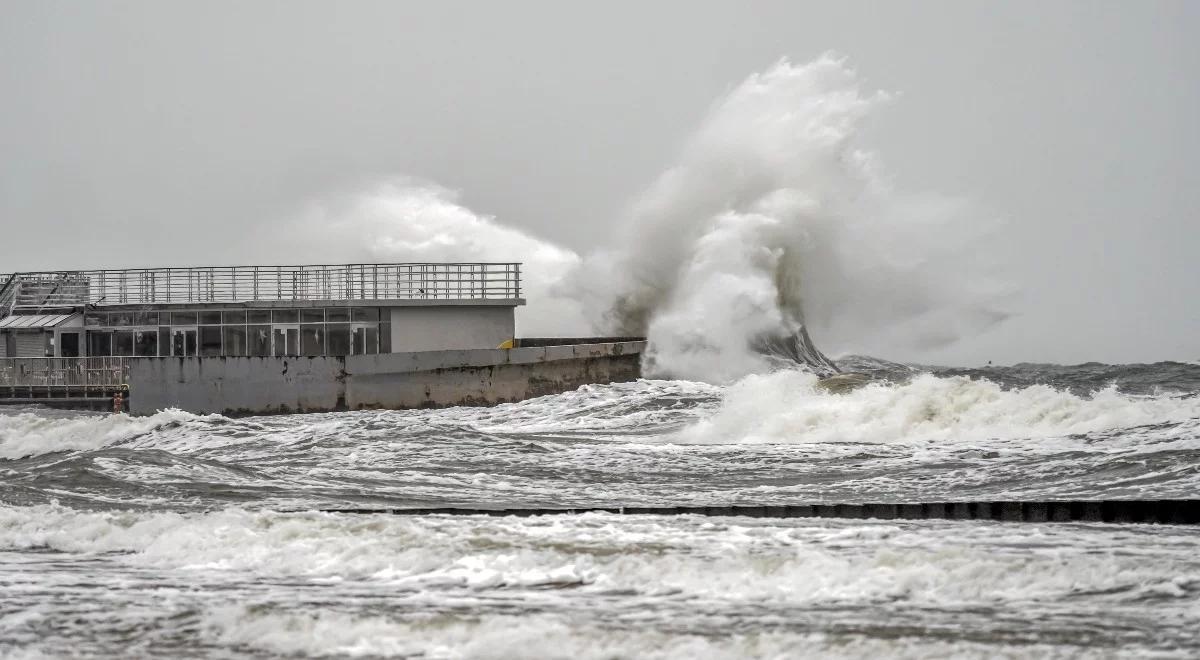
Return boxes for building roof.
[0,313,79,329]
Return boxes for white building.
[0,263,523,359]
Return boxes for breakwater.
[324,500,1200,525]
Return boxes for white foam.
[199,608,1085,660]
[4,505,1199,656]
[3,505,1195,607]
[446,378,722,434]
[0,408,207,460]
[678,369,1200,447]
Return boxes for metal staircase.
[0,274,17,321]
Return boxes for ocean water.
[2,360,1199,658]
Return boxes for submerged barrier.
[322,500,1200,525]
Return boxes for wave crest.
[679,370,1200,446]
[0,409,208,460]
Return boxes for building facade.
[0,263,523,359]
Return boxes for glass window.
[379,322,391,353]
[172,329,197,357]
[199,311,222,325]
[224,310,247,324]
[365,327,378,354]
[111,312,135,326]
[199,326,222,356]
[172,312,197,325]
[134,330,158,356]
[301,325,324,355]
[353,327,379,355]
[300,308,324,324]
[326,308,350,323]
[352,308,380,322]
[114,331,135,356]
[85,312,107,326]
[248,325,271,356]
[248,310,271,324]
[326,324,351,356]
[158,327,170,353]
[88,332,112,356]
[135,311,159,326]
[223,326,248,356]
[272,309,298,324]
[273,327,298,356]
[59,332,81,358]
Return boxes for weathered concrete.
[346,345,637,410]
[128,340,645,415]
[130,356,345,415]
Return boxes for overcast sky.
[1,1,1196,365]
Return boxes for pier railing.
[0,263,522,312]
[0,357,129,389]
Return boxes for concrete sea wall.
[128,341,644,416]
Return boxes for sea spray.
[276,55,1008,382]
[277,179,588,336]
[575,54,1008,381]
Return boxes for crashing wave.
[275,55,1007,384]
[753,326,841,378]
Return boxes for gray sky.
[1,1,1197,365]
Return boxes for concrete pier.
[321,500,1200,525]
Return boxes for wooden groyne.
[323,500,1200,525]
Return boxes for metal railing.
[0,274,16,318]
[0,263,522,311]
[0,357,129,389]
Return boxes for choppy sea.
[2,360,1199,658]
